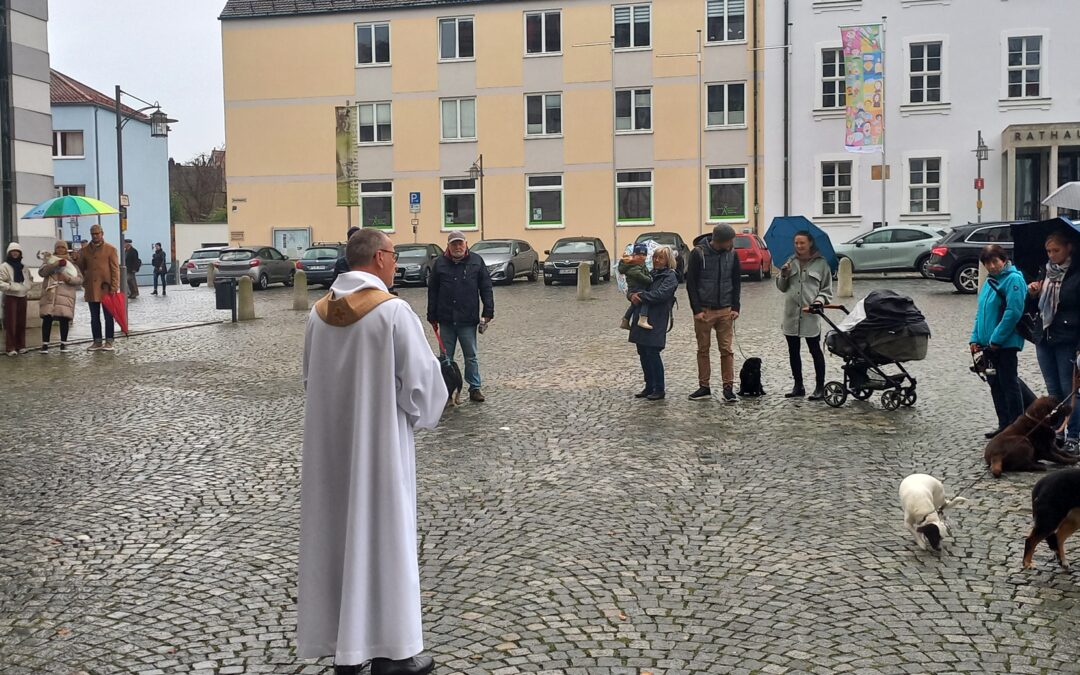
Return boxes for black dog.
[737,357,765,397]
[439,353,463,406]
[1023,468,1080,570]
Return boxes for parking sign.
[409,191,421,214]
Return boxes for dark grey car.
[471,239,540,284]
[543,237,612,285]
[214,245,295,290]
[394,243,443,286]
[298,242,345,288]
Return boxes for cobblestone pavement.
[3,275,1080,675]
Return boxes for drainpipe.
[782,0,790,216]
[751,0,760,233]
[0,1,15,249]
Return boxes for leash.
[433,324,448,357]
[731,321,748,362]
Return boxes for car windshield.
[733,237,751,249]
[638,234,677,246]
[219,250,255,261]
[552,241,595,254]
[191,250,222,260]
[396,247,429,259]
[303,247,339,260]
[472,242,512,255]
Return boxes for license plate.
[560,269,576,275]
[307,265,328,271]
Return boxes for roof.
[220,0,511,20]
[50,70,149,121]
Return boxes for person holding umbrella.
[776,230,833,400]
[75,224,120,352]
[0,242,34,355]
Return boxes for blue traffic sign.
[409,192,421,206]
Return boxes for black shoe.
[722,386,737,403]
[807,386,825,401]
[370,655,435,675]
[784,386,806,398]
[985,428,1006,440]
[646,391,666,400]
[334,665,360,675]
[151,291,158,295]
[688,386,711,401]
[634,388,651,398]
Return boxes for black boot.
[634,387,651,398]
[784,385,806,398]
[807,385,825,401]
[370,655,435,675]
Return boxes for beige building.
[220,0,763,257]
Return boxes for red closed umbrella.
[99,291,129,335]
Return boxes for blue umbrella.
[764,215,839,273]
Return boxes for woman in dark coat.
[629,246,678,400]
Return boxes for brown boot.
[469,389,485,403]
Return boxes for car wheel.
[528,261,539,281]
[284,270,295,287]
[604,265,611,281]
[504,264,514,286]
[751,266,763,281]
[953,262,979,294]
[590,266,600,285]
[916,254,933,279]
[764,265,772,279]
[258,274,269,291]
[190,282,201,288]
[421,268,430,287]
[544,277,553,286]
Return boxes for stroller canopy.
[836,290,931,337]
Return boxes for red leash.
[433,324,448,357]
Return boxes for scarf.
[4,254,23,283]
[1039,259,1070,327]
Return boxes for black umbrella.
[1010,216,1080,280]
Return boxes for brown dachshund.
[984,396,1078,477]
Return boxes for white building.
[763,0,1080,245]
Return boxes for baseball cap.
[711,224,736,243]
[447,230,467,244]
[632,243,649,256]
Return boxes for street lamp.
[468,154,485,240]
[974,130,990,223]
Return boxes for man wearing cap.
[427,230,494,402]
[123,239,141,299]
[685,223,742,403]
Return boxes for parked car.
[833,225,948,277]
[296,242,345,288]
[543,237,611,285]
[634,231,690,281]
[926,221,1029,293]
[213,245,295,290]
[691,231,773,280]
[394,243,443,286]
[180,246,228,287]
[471,239,540,284]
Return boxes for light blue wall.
[51,104,171,282]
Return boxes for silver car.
[181,247,227,287]
[471,239,540,284]
[214,245,295,290]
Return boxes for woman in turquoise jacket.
[970,245,1030,435]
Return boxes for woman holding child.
[628,246,678,400]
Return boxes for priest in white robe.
[297,229,446,675]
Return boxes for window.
[356,23,390,65]
[821,161,852,215]
[357,102,392,144]
[820,48,846,109]
[360,181,393,229]
[706,83,746,127]
[708,167,747,221]
[615,88,651,132]
[442,178,477,229]
[56,185,86,196]
[860,230,892,245]
[1007,36,1042,98]
[441,98,476,140]
[525,11,561,54]
[891,229,935,243]
[439,17,474,60]
[909,42,941,103]
[616,171,652,224]
[908,157,941,213]
[526,93,562,135]
[706,0,745,43]
[52,131,84,158]
[527,175,563,227]
[613,4,650,49]
[966,226,1012,244]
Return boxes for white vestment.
[297,271,446,664]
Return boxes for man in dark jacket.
[685,223,741,403]
[151,243,167,296]
[427,230,494,402]
[332,227,361,284]
[123,239,141,299]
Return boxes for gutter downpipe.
[752,0,760,233]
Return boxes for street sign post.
[409,191,421,214]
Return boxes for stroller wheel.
[881,390,902,411]
[900,387,917,407]
[851,388,873,401]
[823,381,847,408]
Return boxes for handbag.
[992,283,1040,343]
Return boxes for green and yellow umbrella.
[21,195,119,219]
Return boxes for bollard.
[837,256,854,298]
[576,262,591,300]
[978,262,987,291]
[206,264,216,288]
[292,269,309,311]
[237,275,256,321]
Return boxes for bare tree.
[169,148,226,223]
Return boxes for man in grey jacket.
[685,224,742,403]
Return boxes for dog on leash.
[439,353,463,407]
[983,396,1077,477]
[1022,468,1080,570]
[898,474,967,551]
[737,357,765,397]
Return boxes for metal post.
[697,29,703,234]
[879,18,887,230]
[976,130,985,223]
[115,86,128,307]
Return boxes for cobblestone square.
[3,277,1080,674]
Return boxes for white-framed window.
[52,131,84,158]
[613,4,650,50]
[1006,34,1043,99]
[706,82,746,127]
[439,16,474,60]
[707,167,747,222]
[905,156,944,214]
[442,178,477,230]
[706,0,745,43]
[441,98,476,141]
[820,47,846,109]
[820,160,853,216]
[909,41,942,104]
[356,23,390,66]
[360,181,394,230]
[616,170,653,225]
[525,10,561,55]
[615,88,651,132]
[357,102,392,144]
[525,93,561,136]
[526,174,563,228]
[56,185,86,197]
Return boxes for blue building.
[50,70,170,284]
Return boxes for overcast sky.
[48,0,226,164]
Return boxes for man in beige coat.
[75,224,120,352]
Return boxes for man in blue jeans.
[427,230,494,402]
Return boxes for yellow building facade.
[220,0,763,256]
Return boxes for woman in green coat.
[776,231,833,400]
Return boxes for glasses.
[379,248,399,261]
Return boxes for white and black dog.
[898,474,966,551]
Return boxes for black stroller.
[809,290,931,410]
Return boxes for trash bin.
[215,277,236,310]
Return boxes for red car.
[693,232,774,280]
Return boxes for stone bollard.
[978,262,987,291]
[292,269,309,311]
[237,275,256,320]
[577,262,591,301]
[206,264,216,288]
[837,256,854,298]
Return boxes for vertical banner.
[335,106,359,206]
[841,24,884,153]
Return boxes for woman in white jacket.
[0,242,34,355]
[776,231,833,400]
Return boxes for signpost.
[410,192,421,242]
